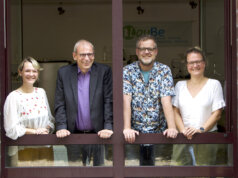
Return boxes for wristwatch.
[199,127,205,133]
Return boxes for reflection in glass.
[125,144,231,166]
[6,145,112,167]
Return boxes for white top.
[4,87,55,140]
[172,79,225,132]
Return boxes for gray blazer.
[54,62,113,133]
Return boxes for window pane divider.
[3,166,234,178]
[5,167,113,178]
[5,132,233,146]
[124,166,233,177]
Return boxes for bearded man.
[123,35,178,165]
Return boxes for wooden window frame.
[0,0,237,177]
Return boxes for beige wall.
[20,0,199,65]
[9,0,226,86]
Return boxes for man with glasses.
[123,35,178,165]
[55,39,113,166]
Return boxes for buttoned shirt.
[76,68,93,131]
[123,61,175,133]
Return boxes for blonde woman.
[4,57,55,166]
[172,47,225,165]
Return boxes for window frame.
[0,0,237,177]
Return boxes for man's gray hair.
[73,39,95,53]
[136,35,157,49]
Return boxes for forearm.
[173,107,185,132]
[104,106,113,130]
[103,88,113,130]
[55,105,67,131]
[55,71,68,131]
[25,128,50,134]
[202,109,222,132]
[25,128,36,134]
[54,105,67,130]
[123,95,132,129]
[162,96,176,129]
[123,108,131,129]
[104,67,113,130]
[103,98,113,130]
[164,109,176,129]
[162,97,178,139]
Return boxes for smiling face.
[136,39,158,68]
[73,41,95,73]
[186,52,205,77]
[19,61,39,86]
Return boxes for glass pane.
[125,144,232,166]
[22,0,112,63]
[10,0,112,109]
[123,0,199,69]
[200,0,225,131]
[10,0,23,90]
[6,144,113,167]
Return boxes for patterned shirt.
[123,61,175,133]
[4,87,55,140]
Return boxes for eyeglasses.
[187,59,204,66]
[78,53,94,58]
[137,47,156,53]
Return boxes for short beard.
[139,58,155,66]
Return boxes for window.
[0,0,237,177]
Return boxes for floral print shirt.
[123,61,175,133]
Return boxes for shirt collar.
[136,61,158,71]
[77,67,91,75]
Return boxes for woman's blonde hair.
[18,57,43,79]
[18,57,43,72]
